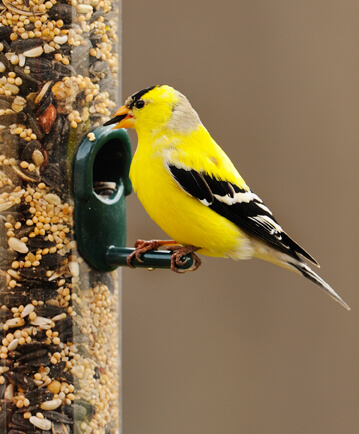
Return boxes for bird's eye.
[134,99,145,109]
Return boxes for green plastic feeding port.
[73,126,132,271]
[73,126,194,272]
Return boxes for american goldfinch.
[104,85,349,310]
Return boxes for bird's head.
[104,85,201,135]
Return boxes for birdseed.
[0,0,121,431]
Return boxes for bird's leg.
[126,239,179,267]
[164,245,202,273]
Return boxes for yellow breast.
[129,138,250,258]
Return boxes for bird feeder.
[0,1,123,432]
[0,2,198,433]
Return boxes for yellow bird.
[104,85,349,310]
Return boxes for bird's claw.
[166,245,202,273]
[126,239,178,268]
[126,239,160,267]
[126,240,202,272]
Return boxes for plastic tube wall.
[0,0,122,432]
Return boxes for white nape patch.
[249,214,283,234]
[166,93,202,133]
[213,190,262,206]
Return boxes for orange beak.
[103,105,134,129]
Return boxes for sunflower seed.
[18,53,25,67]
[51,312,67,322]
[77,4,93,14]
[17,349,48,363]
[0,309,13,323]
[42,410,72,424]
[54,35,68,45]
[12,411,34,430]
[25,387,53,405]
[11,165,40,182]
[40,398,62,410]
[11,38,43,54]
[7,338,18,351]
[29,415,52,430]
[30,316,54,329]
[51,421,72,433]
[32,148,45,166]
[6,317,25,328]
[48,4,77,23]
[68,261,79,277]
[44,193,61,205]
[0,382,6,400]
[4,371,35,390]
[8,236,29,254]
[20,303,35,318]
[4,382,14,400]
[0,202,15,212]
[0,26,12,40]
[23,46,43,58]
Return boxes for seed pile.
[0,0,121,432]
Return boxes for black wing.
[168,165,318,265]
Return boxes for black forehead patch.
[127,85,158,108]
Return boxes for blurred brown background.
[121,1,359,433]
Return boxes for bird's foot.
[165,245,202,273]
[126,239,178,267]
[126,240,202,272]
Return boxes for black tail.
[290,262,350,310]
